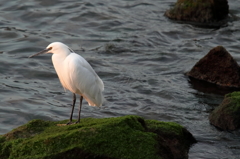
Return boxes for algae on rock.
[165,0,229,26]
[209,92,240,131]
[0,115,196,159]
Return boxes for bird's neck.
[54,49,71,59]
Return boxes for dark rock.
[165,0,229,24]
[209,91,240,130]
[186,46,240,88]
[0,115,197,159]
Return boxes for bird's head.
[29,42,73,58]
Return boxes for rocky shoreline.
[0,115,196,159]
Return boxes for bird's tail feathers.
[84,85,104,107]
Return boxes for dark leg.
[67,93,76,125]
[75,96,83,124]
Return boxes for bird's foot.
[66,121,73,125]
[74,120,80,124]
[66,121,80,125]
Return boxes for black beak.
[28,47,52,58]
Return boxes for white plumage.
[29,42,104,124]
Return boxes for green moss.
[146,120,196,158]
[146,120,183,135]
[165,0,228,24]
[223,92,240,115]
[209,91,240,130]
[166,0,214,23]
[177,0,211,8]
[0,115,196,159]
[210,91,240,117]
[175,0,212,16]
[225,91,240,99]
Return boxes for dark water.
[0,0,240,158]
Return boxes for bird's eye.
[48,47,52,50]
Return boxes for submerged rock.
[165,0,229,25]
[186,46,240,88]
[0,115,196,159]
[209,92,240,130]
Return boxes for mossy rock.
[209,92,240,130]
[0,115,196,159]
[165,0,229,25]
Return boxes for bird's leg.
[75,96,83,124]
[67,93,76,125]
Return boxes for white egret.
[29,42,104,124]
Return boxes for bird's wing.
[65,53,104,106]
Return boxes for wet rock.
[165,0,229,24]
[186,46,240,88]
[0,115,196,159]
[209,92,240,130]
